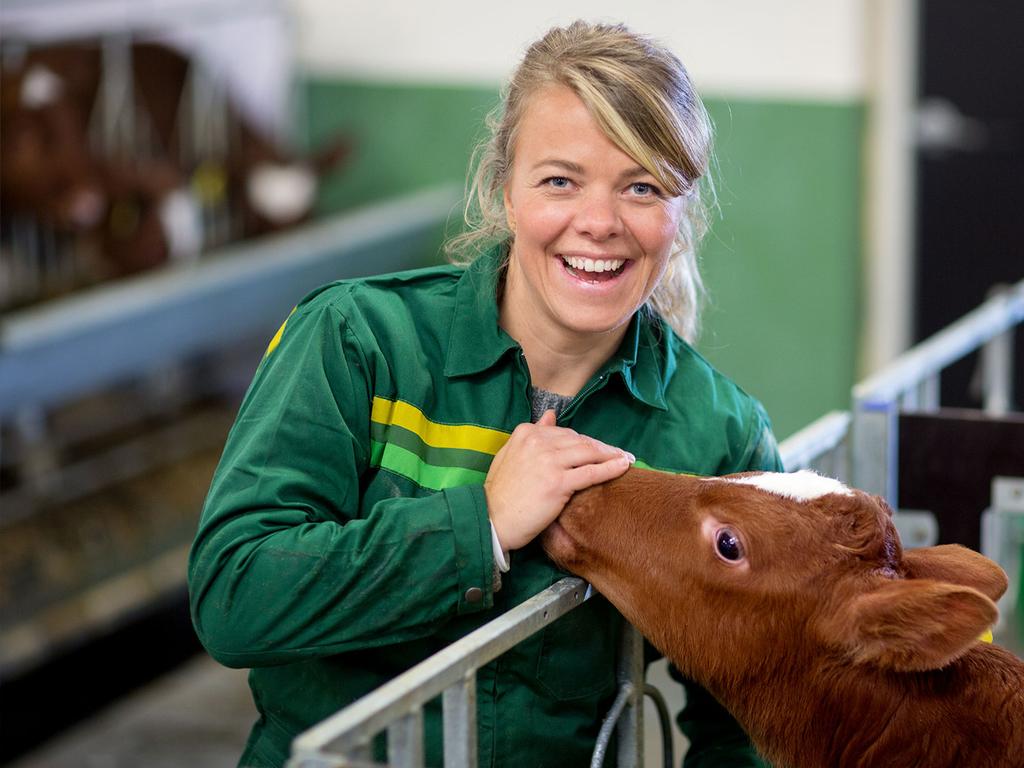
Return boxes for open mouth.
[561,255,627,283]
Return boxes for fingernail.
[625,452,636,463]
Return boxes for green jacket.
[188,251,782,768]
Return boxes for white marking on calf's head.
[725,470,853,502]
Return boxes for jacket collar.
[444,247,671,411]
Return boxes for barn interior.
[1,1,1021,766]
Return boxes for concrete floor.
[11,655,256,768]
[9,654,687,768]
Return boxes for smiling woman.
[498,84,685,395]
[189,19,781,768]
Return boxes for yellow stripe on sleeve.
[371,397,510,454]
[264,306,297,358]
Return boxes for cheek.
[514,197,572,245]
[628,201,683,254]
[640,214,680,254]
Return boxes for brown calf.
[542,468,1024,768]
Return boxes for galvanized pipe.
[853,279,1023,406]
[442,672,477,768]
[615,625,645,768]
[982,326,1014,415]
[778,410,851,475]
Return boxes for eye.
[715,528,745,562]
[543,176,573,190]
[629,181,660,197]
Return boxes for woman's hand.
[485,410,634,552]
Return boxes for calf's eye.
[715,528,744,562]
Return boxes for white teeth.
[563,256,625,273]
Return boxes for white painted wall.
[290,0,866,101]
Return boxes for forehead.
[724,471,853,502]
[709,472,895,563]
[513,85,635,169]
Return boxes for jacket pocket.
[534,588,619,701]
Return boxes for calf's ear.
[827,579,997,672]
[902,544,1008,602]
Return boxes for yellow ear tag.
[979,628,994,644]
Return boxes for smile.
[561,255,627,282]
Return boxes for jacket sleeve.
[675,403,781,767]
[187,297,495,669]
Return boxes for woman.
[189,20,781,768]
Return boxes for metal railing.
[852,280,1023,502]
[286,579,639,768]
[778,410,852,479]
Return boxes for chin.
[559,310,635,338]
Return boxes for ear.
[825,579,997,672]
[903,544,1008,602]
[503,185,515,233]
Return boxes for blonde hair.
[444,20,714,342]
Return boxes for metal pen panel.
[852,402,898,502]
[982,326,1013,415]
[288,578,588,767]
[387,709,424,768]
[442,673,477,768]
[0,185,461,419]
[778,410,852,478]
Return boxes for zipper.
[515,349,533,421]
[557,370,611,425]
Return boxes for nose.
[573,190,622,241]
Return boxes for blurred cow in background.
[0,40,349,308]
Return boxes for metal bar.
[289,577,588,762]
[778,411,851,473]
[905,387,921,411]
[590,682,633,768]
[615,625,645,768]
[0,0,285,47]
[387,709,424,768]
[643,683,675,768]
[982,326,1014,415]
[0,185,460,418]
[853,279,1024,405]
[852,403,898,502]
[809,437,850,484]
[442,673,477,768]
[918,374,940,411]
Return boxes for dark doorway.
[915,0,1024,408]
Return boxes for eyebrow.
[531,158,584,174]
[531,158,653,183]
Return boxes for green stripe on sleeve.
[370,440,488,491]
[370,421,495,474]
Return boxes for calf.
[542,468,1024,768]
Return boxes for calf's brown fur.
[542,468,1024,768]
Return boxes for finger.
[555,440,634,468]
[538,409,557,426]
[564,455,632,491]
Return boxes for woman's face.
[501,84,684,346]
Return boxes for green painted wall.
[698,100,863,439]
[303,78,863,440]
